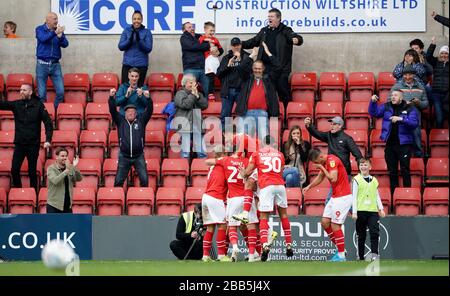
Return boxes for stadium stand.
[429,129,449,157]
[190,158,210,187]
[425,158,449,185]
[315,101,343,131]
[286,102,313,130]
[303,187,328,216]
[91,73,119,103]
[161,159,189,192]
[423,187,449,216]
[97,187,125,216]
[80,130,107,161]
[72,187,96,214]
[286,187,302,215]
[290,72,317,105]
[133,158,160,192]
[0,158,12,194]
[0,187,6,213]
[319,72,346,103]
[37,187,47,213]
[56,103,84,136]
[8,188,36,214]
[376,72,396,103]
[347,72,375,101]
[146,72,175,104]
[127,187,155,216]
[63,73,90,107]
[75,158,102,193]
[155,187,184,215]
[185,186,204,211]
[393,187,421,216]
[85,103,111,134]
[344,101,371,131]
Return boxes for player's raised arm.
[316,164,338,183]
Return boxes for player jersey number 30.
[261,156,282,173]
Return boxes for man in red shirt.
[241,136,293,262]
[302,148,354,262]
[201,146,228,262]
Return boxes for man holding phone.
[217,37,251,130]
[114,67,150,115]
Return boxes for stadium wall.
[0,0,448,76]
[1,215,448,261]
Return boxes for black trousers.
[356,211,380,260]
[169,239,203,260]
[274,72,291,110]
[11,144,40,192]
[121,65,148,87]
[46,204,73,213]
[206,73,215,95]
[384,143,411,195]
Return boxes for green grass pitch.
[0,260,448,276]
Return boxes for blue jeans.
[36,60,64,108]
[220,88,240,130]
[430,91,446,128]
[184,69,210,96]
[180,127,207,159]
[283,167,301,187]
[114,153,148,187]
[238,109,269,142]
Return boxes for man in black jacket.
[169,203,205,260]
[235,45,281,142]
[108,88,153,187]
[217,37,251,130]
[241,8,303,109]
[180,22,211,96]
[0,84,53,192]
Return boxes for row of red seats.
[1,186,447,217]
[0,71,392,105]
[0,155,447,196]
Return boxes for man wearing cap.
[390,65,428,157]
[426,39,449,128]
[108,88,153,187]
[216,37,251,130]
[241,8,303,109]
[304,116,362,203]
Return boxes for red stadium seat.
[290,72,317,104]
[401,158,424,188]
[166,130,183,159]
[185,187,204,212]
[213,76,222,101]
[314,102,343,131]
[423,187,449,216]
[108,129,119,159]
[133,158,161,192]
[0,74,4,99]
[161,159,189,192]
[91,73,119,103]
[20,159,43,190]
[369,129,385,158]
[75,158,101,193]
[286,102,313,130]
[286,188,302,215]
[176,73,183,90]
[155,187,184,215]
[37,187,47,213]
[0,110,14,131]
[8,188,36,214]
[97,187,125,216]
[190,159,210,187]
[393,187,421,216]
[144,130,164,163]
[429,129,449,158]
[56,103,84,136]
[344,101,370,131]
[147,73,175,104]
[202,101,221,118]
[0,158,11,194]
[127,187,155,216]
[72,187,96,214]
[80,130,107,161]
[377,72,396,103]
[0,131,15,159]
[347,72,375,101]
[377,187,392,214]
[51,130,78,160]
[349,157,359,175]
[370,158,389,188]
[426,158,449,185]
[346,129,368,157]
[63,73,90,107]
[146,102,168,138]
[102,158,127,191]
[319,72,346,103]
[303,187,328,215]
[6,73,33,101]
[85,103,111,133]
[0,187,6,213]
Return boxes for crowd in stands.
[0,8,448,221]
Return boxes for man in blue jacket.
[118,10,153,87]
[35,12,69,109]
[108,89,153,188]
[369,91,419,195]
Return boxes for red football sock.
[325,226,336,245]
[255,232,262,254]
[243,189,253,212]
[228,226,238,246]
[203,230,213,256]
[333,229,345,253]
[241,227,249,249]
[216,227,227,256]
[281,217,292,244]
[247,228,257,255]
[259,219,269,245]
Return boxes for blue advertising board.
[0,214,92,260]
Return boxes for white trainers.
[231,247,239,262]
